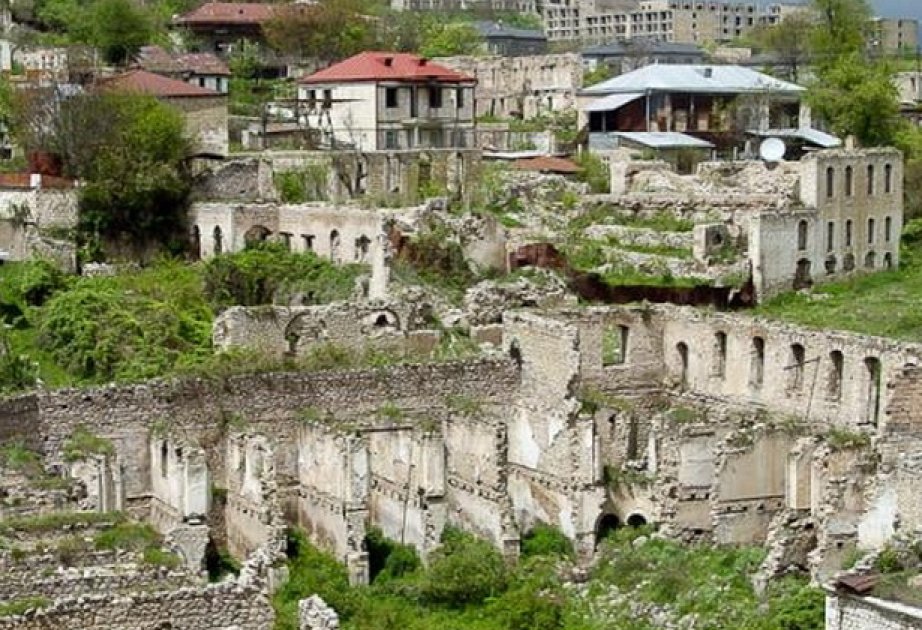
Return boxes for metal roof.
[611,132,715,149]
[749,128,842,148]
[583,64,806,96]
[582,41,703,57]
[475,21,546,41]
[584,92,643,112]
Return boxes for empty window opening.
[867,164,875,195]
[213,226,223,255]
[191,225,201,260]
[627,513,648,528]
[456,87,465,109]
[845,166,853,196]
[794,258,813,288]
[845,220,853,247]
[865,251,876,268]
[428,86,442,109]
[885,216,893,242]
[279,232,292,251]
[244,225,270,246]
[330,230,341,263]
[885,163,893,193]
[797,220,808,250]
[864,357,882,426]
[843,253,856,272]
[826,221,835,252]
[355,235,370,263]
[868,218,875,244]
[826,167,835,198]
[676,342,689,389]
[789,343,805,391]
[596,514,620,546]
[602,325,629,365]
[824,255,837,275]
[160,441,169,478]
[827,350,844,401]
[750,337,765,389]
[302,234,315,251]
[884,252,893,268]
[385,87,398,108]
[713,331,727,378]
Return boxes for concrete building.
[475,21,548,57]
[870,17,919,55]
[135,46,231,94]
[582,40,704,75]
[297,52,476,151]
[580,64,807,148]
[100,69,229,156]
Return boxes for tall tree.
[91,0,154,65]
[264,0,375,63]
[810,0,871,64]
[749,12,813,83]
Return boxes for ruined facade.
[0,175,78,271]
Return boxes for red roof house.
[296,52,476,151]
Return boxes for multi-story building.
[297,52,476,151]
[869,17,919,55]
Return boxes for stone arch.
[284,314,326,354]
[191,225,201,260]
[794,258,812,288]
[843,253,856,272]
[864,251,876,269]
[824,254,837,275]
[626,513,648,528]
[595,513,620,545]
[213,226,223,255]
[884,252,893,269]
[244,225,271,246]
[362,309,400,333]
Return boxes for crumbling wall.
[826,590,922,630]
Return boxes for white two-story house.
[297,52,476,151]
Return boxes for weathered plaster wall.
[826,591,922,630]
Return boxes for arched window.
[884,252,893,268]
[330,230,341,262]
[845,165,853,196]
[160,441,169,478]
[826,167,835,198]
[795,258,813,288]
[827,350,844,401]
[845,220,853,247]
[355,235,371,263]
[826,221,834,251]
[865,251,876,268]
[750,337,765,389]
[789,343,805,391]
[867,164,875,195]
[213,226,223,255]
[885,216,892,242]
[676,342,689,389]
[868,218,875,244]
[191,225,201,260]
[864,357,882,426]
[885,163,893,193]
[797,220,808,251]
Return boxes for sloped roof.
[582,40,703,57]
[137,46,231,76]
[299,52,476,85]
[513,156,580,174]
[174,2,276,26]
[611,131,715,149]
[100,69,222,98]
[475,21,546,41]
[583,63,805,96]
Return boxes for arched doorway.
[627,513,648,528]
[244,225,271,247]
[595,513,620,546]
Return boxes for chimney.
[30,173,41,189]
[383,57,393,67]
[419,58,428,67]
[703,67,713,78]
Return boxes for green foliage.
[91,0,154,64]
[0,441,45,478]
[569,206,694,233]
[420,527,507,607]
[275,166,329,203]
[418,21,484,58]
[143,546,181,568]
[763,576,826,630]
[810,0,871,62]
[875,545,904,574]
[94,522,159,551]
[0,511,125,535]
[264,0,376,63]
[0,597,51,617]
[573,152,609,194]
[365,527,421,583]
[490,556,568,630]
[445,394,483,417]
[15,259,66,307]
[62,426,115,462]
[0,333,38,394]
[227,39,264,80]
[205,540,241,582]
[521,523,574,559]
[583,64,615,88]
[825,427,871,450]
[203,243,364,309]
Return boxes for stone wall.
[826,591,922,630]
[171,95,229,157]
[0,187,78,270]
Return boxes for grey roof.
[475,21,546,41]
[749,128,842,149]
[582,40,703,57]
[583,92,643,112]
[611,131,715,149]
[583,63,806,96]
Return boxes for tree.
[91,0,154,65]
[749,12,813,82]
[807,54,901,147]
[810,0,871,64]
[418,21,484,58]
[264,0,375,63]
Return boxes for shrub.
[16,260,66,307]
[420,527,507,607]
[365,526,420,583]
[94,522,159,551]
[492,557,567,630]
[521,523,574,559]
[62,426,115,462]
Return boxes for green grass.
[757,264,922,340]
[0,511,125,535]
[570,206,695,233]
[0,597,51,617]
[62,426,115,462]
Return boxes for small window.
[750,337,765,389]
[713,331,727,378]
[885,163,893,193]
[602,325,629,365]
[384,130,398,149]
[213,226,223,255]
[868,218,875,244]
[676,342,689,389]
[845,220,853,247]
[302,234,314,251]
[826,221,834,252]
[280,232,292,250]
[826,167,835,198]
[385,87,398,108]
[885,216,892,242]
[307,89,317,107]
[428,86,442,109]
[867,164,875,195]
[456,87,465,109]
[797,220,808,251]
[322,89,332,109]
[827,350,844,401]
[160,441,169,478]
[789,343,805,391]
[845,165,853,196]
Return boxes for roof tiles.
[174,2,276,26]
[100,69,222,98]
[299,52,476,85]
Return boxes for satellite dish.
[759,137,786,163]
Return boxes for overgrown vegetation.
[0,597,51,617]
[272,524,825,630]
[62,426,115,462]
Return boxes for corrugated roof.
[174,2,275,25]
[100,69,223,98]
[583,64,805,96]
[749,127,842,149]
[299,52,475,85]
[137,46,230,76]
[612,131,715,149]
[584,92,643,112]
